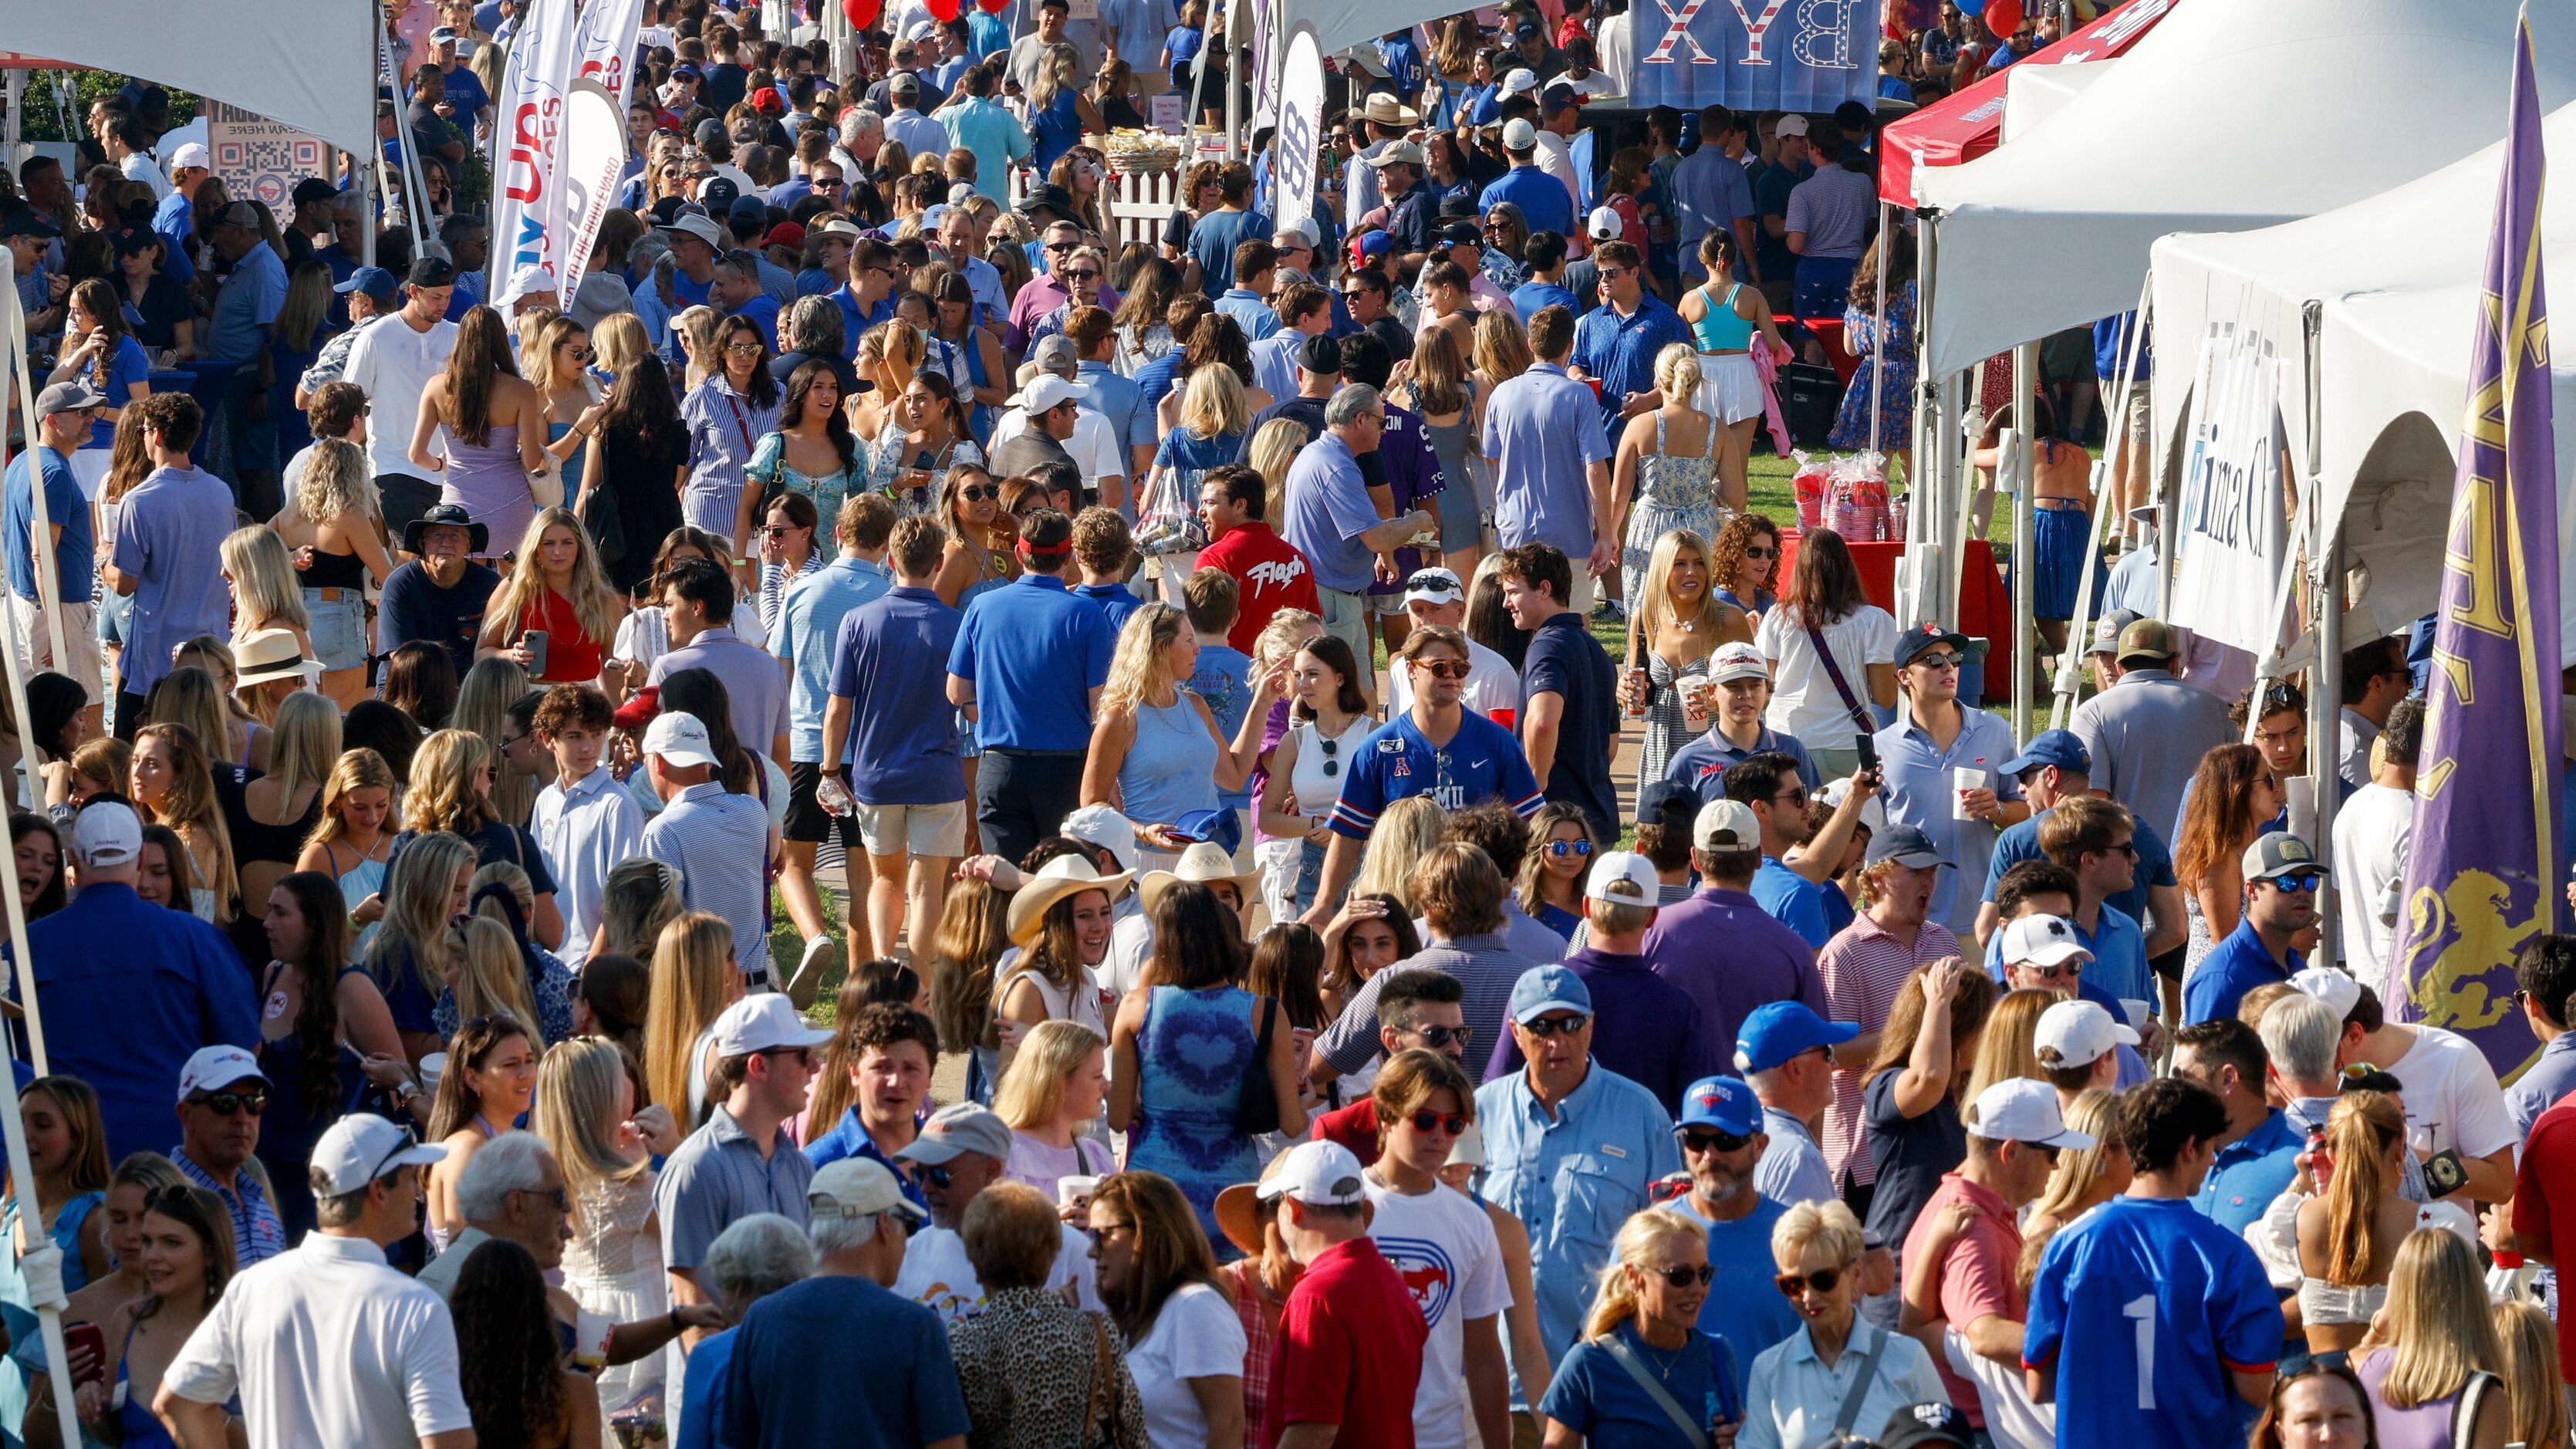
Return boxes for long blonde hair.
[1472,308,1533,386]
[1180,361,1248,440]
[263,692,343,808]
[675,306,723,388]
[491,508,620,647]
[365,829,477,1003]
[295,436,376,525]
[306,747,400,854]
[645,911,737,1118]
[1247,417,1305,524]
[447,914,538,1029]
[2320,1090,2407,1285]
[599,859,684,964]
[591,311,650,375]
[860,319,923,398]
[2029,1087,2125,1224]
[1579,1208,1708,1339]
[221,526,313,637]
[1963,987,2053,1106]
[1101,602,1188,712]
[1357,795,1447,911]
[535,1036,647,1214]
[1633,529,1732,646]
[1031,41,1080,109]
[2358,1228,2503,1409]
[408,727,500,837]
[529,314,593,395]
[992,1019,1105,1130]
[927,876,1011,1055]
[2494,1300,2568,1449]
[148,666,243,768]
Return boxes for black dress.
[598,417,689,596]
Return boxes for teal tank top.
[1690,282,1757,352]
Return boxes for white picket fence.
[1005,161,1190,249]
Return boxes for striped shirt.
[175,1146,287,1268]
[1817,913,1960,1190]
[641,781,773,984]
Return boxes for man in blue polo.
[1873,623,2027,937]
[1666,1074,1796,1402]
[2173,1015,2302,1237]
[946,508,1117,862]
[1661,641,1821,807]
[1477,120,1576,242]
[1724,752,1837,948]
[1736,1003,1855,1208]
[1569,239,1692,435]
[1973,728,2183,961]
[1484,306,1614,613]
[2182,835,2320,1025]
[1302,624,1540,927]
[1278,384,1440,663]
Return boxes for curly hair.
[1710,512,1783,604]
[450,1238,572,1449]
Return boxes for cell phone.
[1855,733,1879,779]
[64,1322,104,1388]
[522,630,549,678]
[2423,1147,2472,1198]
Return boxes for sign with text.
[1626,0,1882,113]
[492,0,581,306]
[1273,29,1325,235]
[558,0,647,302]
[205,102,326,211]
[1151,93,1188,133]
[2169,330,2290,655]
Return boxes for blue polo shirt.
[1072,582,1147,631]
[947,573,1117,753]
[2182,918,2304,1025]
[1479,164,1577,243]
[1278,431,1383,594]
[1075,360,1153,467]
[2192,1110,2301,1236]
[1328,710,1543,838]
[1511,280,1584,326]
[1871,704,2024,937]
[731,291,782,344]
[153,189,195,283]
[1189,209,1268,296]
[1676,1195,1798,1401]
[208,240,288,364]
[829,583,963,801]
[1659,727,1820,812]
[1572,292,1693,434]
[2509,1031,2576,1139]
[1482,362,1613,559]
[1751,856,1834,949]
[3,447,93,605]
[1214,287,1281,343]
[802,1106,930,1213]
[832,285,896,361]
[1981,810,2176,933]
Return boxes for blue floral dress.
[1829,279,1917,451]
[1126,984,1264,1255]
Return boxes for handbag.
[1233,994,1281,1135]
[1079,1311,1139,1449]
[579,473,627,568]
[528,452,567,511]
[1803,614,1880,743]
[1595,1332,1712,1449]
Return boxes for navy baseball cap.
[1895,621,1971,666]
[1508,964,1592,1025]
[1678,1076,1760,1135]
[1637,779,1697,829]
[1865,823,1946,870]
[1541,83,1579,113]
[1735,1001,1861,1075]
[0,209,61,240]
[336,265,401,301]
[2000,728,2089,778]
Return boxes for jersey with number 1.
[2022,1195,2284,1449]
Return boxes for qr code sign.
[208,102,327,210]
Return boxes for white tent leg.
[2010,341,2035,736]
[2310,506,2341,960]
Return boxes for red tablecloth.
[1771,536,2014,707]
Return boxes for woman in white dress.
[535,1036,683,1418]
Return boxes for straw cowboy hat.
[1004,853,1136,946]
[1137,842,1262,916]
[234,627,322,688]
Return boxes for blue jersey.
[2023,1196,2283,1449]
[1329,711,1543,838]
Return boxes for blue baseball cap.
[1677,1076,1760,1135]
[1508,964,1592,1025]
[1734,1001,1860,1074]
[2000,728,2089,779]
[335,265,401,302]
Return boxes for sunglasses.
[1910,652,1963,670]
[761,524,807,538]
[1416,658,1471,680]
[1545,839,1593,859]
[1742,545,1779,559]
[1410,1023,1473,1050]
[921,1163,960,1188]
[816,177,846,190]
[1521,1013,1589,1037]
[191,1090,268,1116]
[957,485,998,502]
[2265,872,2324,894]
[724,343,765,356]
[1318,735,1339,777]
[758,1046,817,1069]
[1775,1267,1844,1296]
[1409,1110,1470,1136]
[1045,241,1078,253]
[2015,960,2078,981]
[1062,269,1100,282]
[1081,1219,1133,1245]
[1655,1264,1719,1288]
[1681,1127,1753,1155]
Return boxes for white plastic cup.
[1677,674,1710,730]
[1953,767,1989,822]
[1058,1174,1100,1210]
[2120,998,2152,1031]
[419,1052,447,1095]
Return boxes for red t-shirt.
[1310,1098,1383,1167]
[1261,1235,1429,1449]
[2515,1098,2576,1383]
[1900,1170,2024,1427]
[1198,522,1321,654]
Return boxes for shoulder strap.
[1802,613,1879,740]
[1831,1322,1892,1437]
[2452,1370,2501,1449]
[1595,1332,1711,1449]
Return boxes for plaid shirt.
[1221,1258,1284,1449]
[1817,913,1960,1190]
[174,1145,287,1268]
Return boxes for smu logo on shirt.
[1376,1235,1457,1328]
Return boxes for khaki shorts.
[7,594,102,701]
[853,799,971,859]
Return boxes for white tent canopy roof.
[1915,0,2576,379]
[2000,59,2109,144]
[2151,100,2576,665]
[0,0,380,153]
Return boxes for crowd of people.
[0,0,2563,1447]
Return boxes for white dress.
[561,1170,668,1417]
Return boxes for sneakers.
[785,933,842,1011]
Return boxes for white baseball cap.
[1965,1078,2095,1149]
[167,141,211,173]
[177,1045,268,1102]
[1815,775,1887,833]
[1060,802,1140,873]
[643,710,722,769]
[1708,640,1767,684]
[1586,205,1622,241]
[311,1114,447,1197]
[2290,966,2363,1021]
[1497,67,1540,99]
[69,800,142,867]
[2000,914,2092,968]
[2034,998,2137,1070]
[1775,114,1811,138]
[660,211,728,250]
[709,993,834,1057]
[1011,374,1089,414]
[1403,566,1466,606]
[1585,849,1661,907]
[1693,798,1759,853]
[1501,117,1538,150]
[809,1158,928,1224]
[1256,1140,1369,1208]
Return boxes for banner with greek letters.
[2167,329,2289,655]
[1274,29,1325,231]
[1623,0,1879,113]
[491,0,580,307]
[558,0,647,303]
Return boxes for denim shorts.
[304,589,368,671]
[95,586,131,647]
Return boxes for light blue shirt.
[1482,362,1612,560]
[774,556,893,761]
[1074,360,1153,464]
[1871,703,2025,937]
[1754,1105,1835,1208]
[1100,0,1166,78]
[2070,666,2237,843]
[642,782,773,978]
[1474,1060,1682,1407]
[1250,328,1306,406]
[940,96,1031,201]
[1215,288,1281,343]
[959,253,1008,328]
[1670,148,1756,279]
[1277,431,1382,594]
[208,242,288,363]
[2511,1032,2576,1140]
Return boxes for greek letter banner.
[2394,11,2561,1083]
[1624,0,1881,113]
[492,0,581,306]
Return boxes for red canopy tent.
[1878,0,2179,208]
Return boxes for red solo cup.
[1585,377,1604,400]
[1489,708,1518,730]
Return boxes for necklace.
[1634,1326,1687,1378]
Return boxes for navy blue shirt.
[1510,280,1583,326]
[829,585,964,803]
[376,559,501,684]
[1329,710,1544,837]
[1522,612,1620,841]
[947,573,1118,752]
[1659,727,1821,813]
[1539,1321,1740,1447]
[2182,917,2303,1025]
[1479,165,1577,244]
[720,1275,970,1448]
[1072,581,1147,632]
[1188,208,1268,296]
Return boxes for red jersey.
[2516,1096,2576,1384]
[1198,522,1321,654]
[1261,1235,1428,1449]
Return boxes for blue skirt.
[2031,505,2105,621]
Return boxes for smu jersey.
[1329,711,1544,838]
[2023,1196,2284,1449]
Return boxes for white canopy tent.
[1914,0,2576,379]
[0,0,380,152]
[1999,58,2110,142]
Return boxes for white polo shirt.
[164,1231,473,1446]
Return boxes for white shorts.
[7,594,103,701]
[1694,351,1768,425]
[853,799,970,860]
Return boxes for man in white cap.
[2290,962,2517,1205]
[170,1045,287,1266]
[33,802,257,1165]
[1477,117,1576,242]
[5,382,103,707]
[1905,1079,2092,1434]
[890,1103,1102,1322]
[1486,849,1715,1112]
[718,1159,964,1448]
[2034,999,2135,1110]
[1261,1139,1429,1449]
[640,709,774,982]
[154,141,212,284]
[655,993,832,1409]
[1385,566,1518,720]
[988,373,1089,482]
[157,1114,470,1448]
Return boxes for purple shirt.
[1639,886,1830,1069]
[1367,401,1449,599]
[1485,947,1715,1115]
[648,626,793,756]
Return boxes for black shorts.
[784,761,859,848]
[376,471,442,543]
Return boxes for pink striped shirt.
[1819,913,1962,1189]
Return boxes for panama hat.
[1004,853,1136,945]
[1138,842,1261,915]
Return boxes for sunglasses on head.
[1521,1013,1589,1037]
[1545,839,1592,859]
[1409,1110,1470,1136]
[1680,1127,1752,1155]
[1775,1267,1843,1296]
[1654,1263,1718,1289]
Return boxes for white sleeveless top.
[1289,716,1376,820]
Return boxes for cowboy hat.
[234,627,322,688]
[1213,1146,1301,1256]
[1138,842,1261,916]
[1004,853,1136,945]
[1359,93,1421,127]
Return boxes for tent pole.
[2010,340,2034,738]
[2049,272,2151,729]
[2311,500,2341,961]
[0,280,56,1060]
